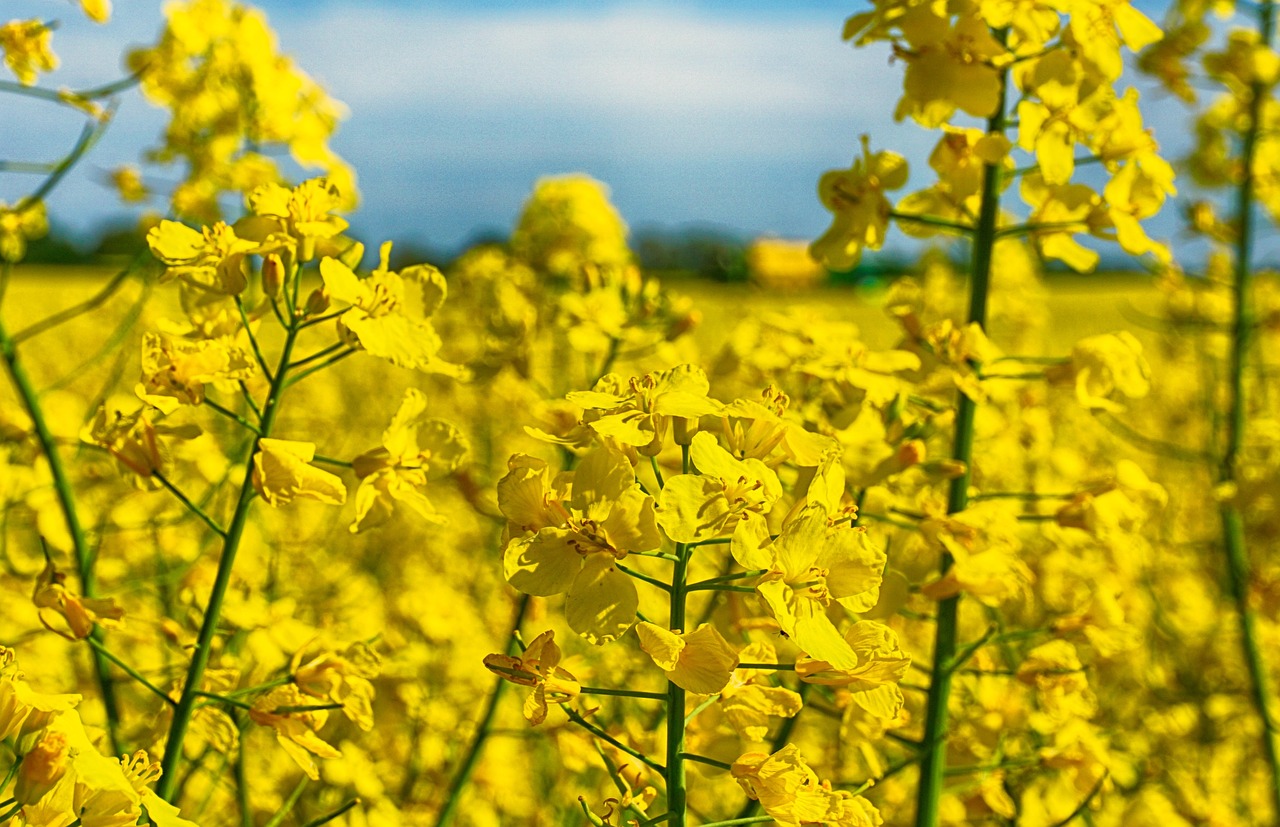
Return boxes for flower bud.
[262,253,285,298]
[305,288,330,317]
[15,730,69,805]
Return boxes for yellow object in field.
[746,237,826,288]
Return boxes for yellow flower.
[511,174,633,280]
[719,642,804,742]
[1017,640,1097,730]
[739,504,886,670]
[249,684,342,780]
[0,20,57,86]
[896,14,1008,127]
[319,242,465,376]
[81,0,111,22]
[1018,174,1105,272]
[14,730,70,806]
[635,622,739,694]
[251,438,347,507]
[138,331,257,409]
[920,504,1033,606]
[1046,330,1151,412]
[349,388,468,533]
[82,403,198,481]
[732,744,883,826]
[291,640,381,731]
[499,447,660,644]
[484,630,581,725]
[812,136,908,270]
[240,177,350,261]
[31,558,125,641]
[656,431,781,544]
[0,200,49,263]
[795,622,910,721]
[0,659,81,746]
[567,365,723,456]
[118,752,200,827]
[146,220,263,294]
[110,166,149,203]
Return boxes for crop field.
[3,1,1280,827]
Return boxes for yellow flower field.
[2,1,1280,826]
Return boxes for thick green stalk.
[913,38,1008,827]
[1220,0,1280,818]
[0,315,122,755]
[157,319,301,801]
[666,444,693,826]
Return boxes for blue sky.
[5,0,1205,257]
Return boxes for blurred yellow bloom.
[110,166,149,203]
[349,388,468,533]
[31,558,125,641]
[292,640,381,731]
[1017,639,1097,730]
[249,684,342,780]
[138,331,257,409]
[147,220,263,294]
[80,0,111,23]
[484,630,581,725]
[0,20,57,86]
[635,622,739,694]
[0,200,49,263]
[252,438,347,507]
[920,504,1032,606]
[812,136,908,270]
[511,174,633,280]
[1047,330,1151,412]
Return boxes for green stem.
[1220,2,1280,818]
[284,348,356,388]
[617,563,672,593]
[0,312,122,755]
[288,341,348,371]
[84,637,173,706]
[157,317,302,802]
[566,707,665,774]
[234,297,274,383]
[886,210,974,235]
[153,471,227,537]
[303,799,360,827]
[580,686,667,701]
[680,753,732,771]
[688,570,766,587]
[665,444,693,826]
[914,28,1008,827]
[433,594,530,827]
[204,399,262,435]
[261,777,308,827]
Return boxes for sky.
[3,0,1211,258]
